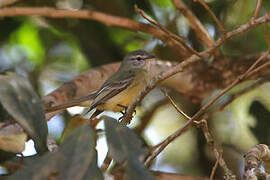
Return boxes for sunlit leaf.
[104,116,154,180]
[0,72,48,153]
[8,124,103,180]
[152,0,173,8]
[9,21,45,66]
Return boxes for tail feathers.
[45,93,96,113]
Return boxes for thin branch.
[197,120,235,179]
[264,23,270,50]
[245,51,270,75]
[0,7,189,57]
[151,89,234,179]
[210,154,219,180]
[253,0,262,19]
[204,78,270,119]
[246,56,270,78]
[135,5,200,57]
[172,0,214,47]
[155,90,235,178]
[160,88,190,120]
[142,51,269,169]
[244,144,270,179]
[194,0,225,34]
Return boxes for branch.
[194,0,225,34]
[253,0,262,19]
[0,7,189,57]
[264,23,270,50]
[156,90,235,179]
[244,144,270,179]
[204,78,270,119]
[197,120,235,179]
[172,0,214,47]
[135,5,200,57]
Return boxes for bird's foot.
[117,104,136,123]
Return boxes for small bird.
[45,50,155,117]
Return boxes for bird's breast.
[97,70,148,112]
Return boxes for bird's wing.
[89,70,135,110]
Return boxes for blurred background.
[1,0,270,179]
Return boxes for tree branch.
[0,7,189,57]
[172,0,214,48]
[194,0,225,34]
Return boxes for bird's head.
[121,49,155,69]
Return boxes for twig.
[160,88,190,120]
[194,0,226,35]
[246,55,270,78]
[135,5,201,57]
[253,0,262,19]
[210,153,219,180]
[264,23,270,50]
[244,144,270,179]
[198,120,235,179]
[155,89,235,178]
[172,0,214,47]
[142,51,269,168]
[204,78,270,119]
[0,7,189,57]
[245,51,270,76]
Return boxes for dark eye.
[136,56,142,61]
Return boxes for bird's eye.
[136,56,142,61]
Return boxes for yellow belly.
[96,71,148,112]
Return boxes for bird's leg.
[117,104,136,121]
[117,104,128,120]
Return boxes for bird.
[45,49,155,118]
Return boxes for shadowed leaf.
[60,115,89,143]
[0,72,48,153]
[8,124,103,180]
[104,116,154,180]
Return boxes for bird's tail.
[45,93,96,113]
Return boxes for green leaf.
[104,116,154,180]
[8,125,103,180]
[0,72,48,153]
[9,22,45,66]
